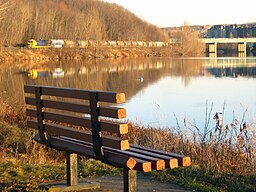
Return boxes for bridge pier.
[201,38,256,57]
[238,42,246,57]
[208,42,217,57]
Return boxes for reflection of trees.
[169,59,204,86]
[0,58,204,108]
[0,67,25,107]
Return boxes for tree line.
[0,0,168,47]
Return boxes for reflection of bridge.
[207,67,256,78]
[204,57,256,67]
[203,57,256,78]
[201,38,256,57]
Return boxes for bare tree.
[0,0,167,46]
[172,22,204,56]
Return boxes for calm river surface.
[1,57,255,130]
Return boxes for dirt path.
[84,173,194,192]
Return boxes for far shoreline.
[0,47,204,64]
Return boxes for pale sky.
[104,0,256,27]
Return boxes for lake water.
[0,57,255,130]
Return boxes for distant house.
[206,24,256,38]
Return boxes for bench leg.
[40,153,100,191]
[66,152,78,186]
[123,168,137,192]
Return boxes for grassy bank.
[127,121,256,192]
[0,158,120,191]
[148,167,256,192]
[0,47,176,65]
[0,103,255,191]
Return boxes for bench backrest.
[24,85,129,161]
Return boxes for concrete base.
[40,181,100,192]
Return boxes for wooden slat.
[34,135,136,170]
[25,97,90,113]
[133,160,151,173]
[98,91,126,104]
[26,109,128,135]
[24,84,36,94]
[129,147,178,169]
[28,121,129,150]
[24,85,126,103]
[24,85,90,99]
[25,97,126,119]
[27,120,37,130]
[46,111,89,127]
[131,144,191,167]
[41,136,152,172]
[58,136,152,172]
[26,109,92,127]
[108,148,165,170]
[100,106,126,119]
[26,108,37,117]
[64,137,165,171]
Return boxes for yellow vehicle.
[27,68,65,79]
[26,39,51,48]
[28,69,50,79]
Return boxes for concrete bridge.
[201,38,256,57]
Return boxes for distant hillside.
[162,25,211,38]
[0,0,167,46]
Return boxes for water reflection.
[0,57,255,129]
[207,67,256,78]
[204,57,256,78]
[19,58,204,99]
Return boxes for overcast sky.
[104,0,256,27]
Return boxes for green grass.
[78,159,121,177]
[0,162,65,191]
[0,161,65,191]
[0,159,122,191]
[1,158,255,192]
[148,167,256,192]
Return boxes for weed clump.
[0,102,255,191]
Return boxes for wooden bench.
[24,85,191,192]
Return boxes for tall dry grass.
[128,103,256,175]
[0,101,255,175]
[0,102,64,165]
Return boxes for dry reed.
[127,102,256,175]
[0,102,255,175]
